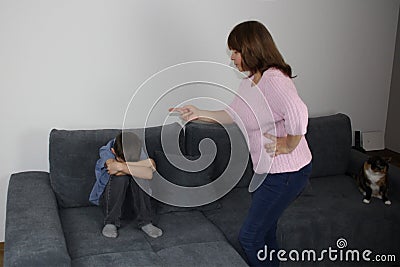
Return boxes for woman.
[171,21,312,266]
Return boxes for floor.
[0,150,398,266]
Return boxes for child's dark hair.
[113,132,142,162]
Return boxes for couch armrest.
[5,171,71,267]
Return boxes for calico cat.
[357,156,391,205]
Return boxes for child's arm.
[126,159,156,171]
[106,148,156,179]
[106,159,154,179]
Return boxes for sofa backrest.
[49,114,352,208]
[184,113,352,186]
[184,121,254,188]
[49,123,184,208]
[305,113,352,178]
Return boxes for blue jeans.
[239,163,312,267]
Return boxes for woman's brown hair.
[227,21,294,78]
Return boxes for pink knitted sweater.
[225,68,312,174]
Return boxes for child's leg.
[129,177,162,238]
[129,177,152,226]
[100,175,130,228]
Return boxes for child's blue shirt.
[89,138,146,205]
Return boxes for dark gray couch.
[5,113,400,266]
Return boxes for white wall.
[0,0,399,242]
[386,6,400,153]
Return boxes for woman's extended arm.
[169,105,234,124]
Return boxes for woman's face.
[230,50,244,72]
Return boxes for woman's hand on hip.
[264,133,303,156]
[264,133,290,156]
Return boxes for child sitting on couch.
[89,131,162,238]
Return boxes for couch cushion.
[278,175,400,256]
[61,207,242,266]
[157,241,247,266]
[203,187,252,259]
[206,174,400,264]
[153,151,215,187]
[144,210,227,252]
[49,123,184,208]
[72,250,163,267]
[59,206,153,260]
[306,113,352,178]
[155,200,221,215]
[184,121,253,188]
[142,123,186,159]
[50,129,120,208]
[152,150,222,214]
